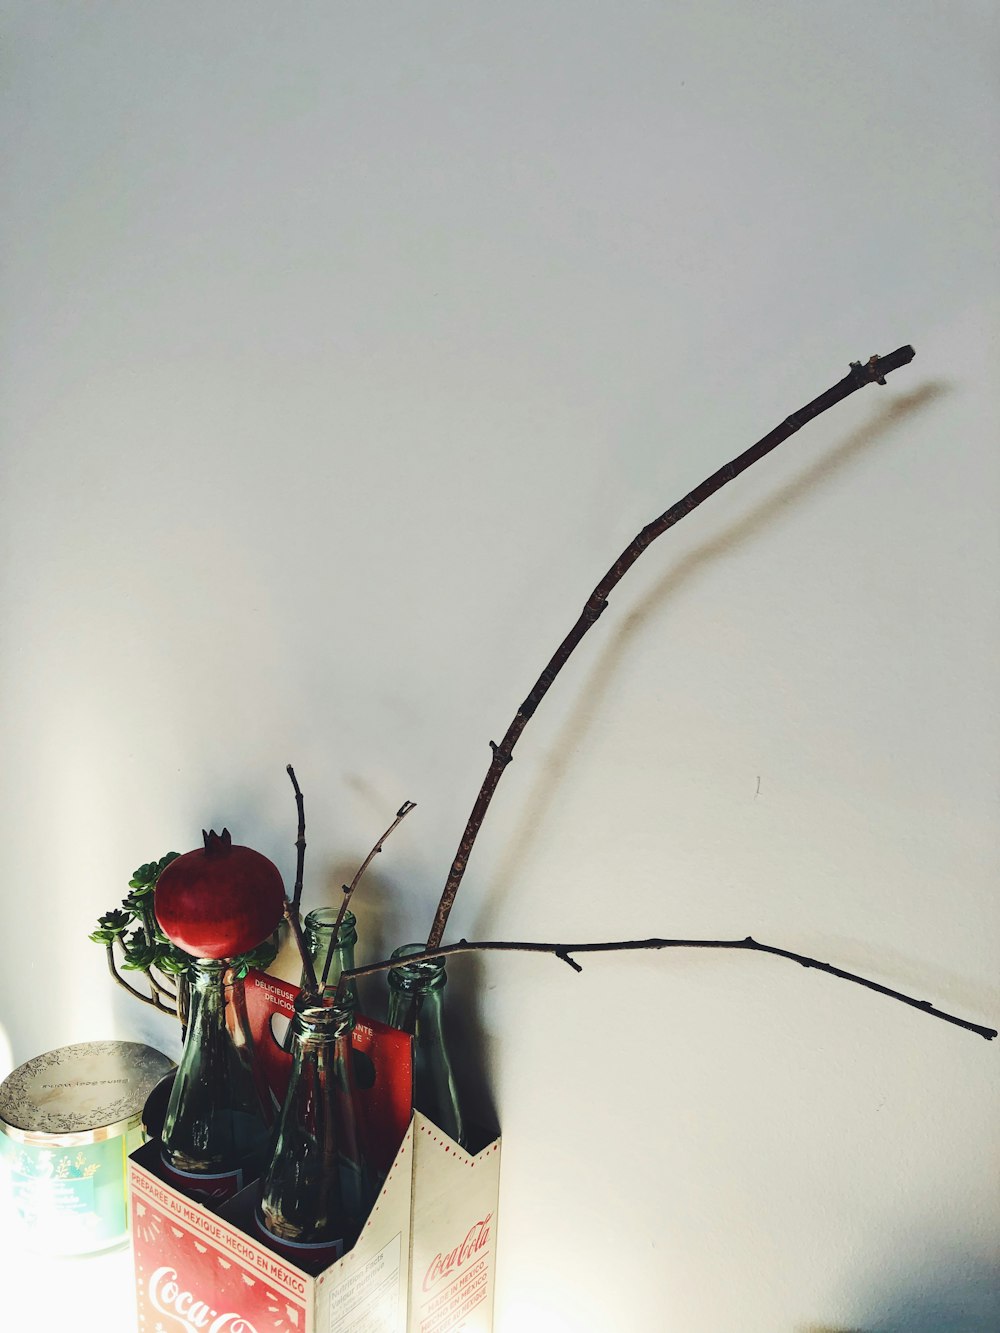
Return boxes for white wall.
[1,4,997,1330]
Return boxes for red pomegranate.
[154,828,286,959]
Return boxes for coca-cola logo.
[149,1267,260,1333]
[423,1214,493,1291]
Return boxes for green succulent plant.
[91,851,279,1020]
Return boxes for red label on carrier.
[243,970,413,1176]
[131,1164,308,1333]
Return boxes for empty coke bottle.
[386,944,466,1148]
[160,958,274,1203]
[256,991,375,1271]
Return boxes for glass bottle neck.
[288,994,356,1048]
[387,944,446,994]
[386,945,466,1147]
[304,909,358,953]
[387,944,447,1033]
[303,908,358,993]
[386,979,447,1034]
[188,957,235,988]
[186,958,242,1029]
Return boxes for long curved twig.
[341,933,995,1041]
[425,348,917,949]
[322,800,417,987]
[279,762,321,994]
[286,763,307,913]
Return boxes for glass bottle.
[257,992,374,1272]
[160,958,274,1204]
[386,944,466,1148]
[282,908,359,1053]
[303,907,358,1000]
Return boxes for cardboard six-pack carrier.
[128,971,501,1333]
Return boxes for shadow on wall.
[331,858,500,1136]
[800,1248,1000,1333]
[862,1251,1000,1333]
[446,384,953,1142]
[472,380,950,936]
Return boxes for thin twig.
[322,800,417,988]
[425,347,917,949]
[281,763,320,994]
[286,763,307,914]
[283,900,318,995]
[341,932,995,1042]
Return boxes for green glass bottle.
[257,991,374,1271]
[303,906,358,1001]
[160,958,274,1203]
[281,907,359,1053]
[386,944,466,1148]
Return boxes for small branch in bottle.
[283,900,319,996]
[281,763,321,994]
[286,764,308,914]
[425,347,917,950]
[322,800,417,989]
[340,932,996,1042]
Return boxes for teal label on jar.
[3,1132,131,1254]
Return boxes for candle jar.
[0,1040,174,1256]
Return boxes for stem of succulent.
[105,942,178,1016]
[339,934,996,1042]
[424,347,917,950]
[286,764,307,914]
[321,800,417,989]
[147,969,178,1002]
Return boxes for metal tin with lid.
[0,1040,175,1255]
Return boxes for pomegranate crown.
[201,828,233,855]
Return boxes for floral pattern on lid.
[0,1040,174,1136]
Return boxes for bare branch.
[322,800,417,988]
[425,347,917,948]
[280,762,322,993]
[341,932,995,1042]
[286,763,307,914]
[283,899,318,996]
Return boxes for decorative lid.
[0,1041,175,1140]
